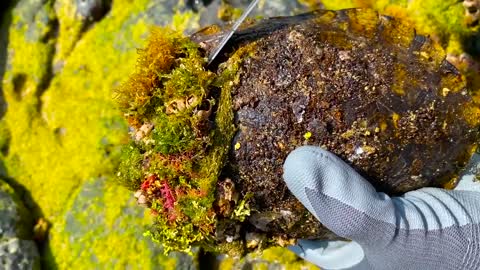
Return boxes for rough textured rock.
[0,180,32,239]
[0,238,40,270]
[0,180,40,270]
[211,9,479,242]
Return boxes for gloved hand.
[283,146,480,270]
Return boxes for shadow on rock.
[0,161,59,270]
[0,2,58,269]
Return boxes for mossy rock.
[219,7,478,242]
[51,177,193,269]
[115,7,480,256]
[0,0,321,268]
[1,0,204,268]
[0,179,40,270]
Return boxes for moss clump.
[116,142,144,190]
[114,27,237,253]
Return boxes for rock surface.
[0,238,40,270]
[0,180,40,270]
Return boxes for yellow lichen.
[303,131,312,140]
[1,0,197,268]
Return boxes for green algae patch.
[53,0,86,63]
[2,0,203,268]
[3,0,56,101]
[114,7,480,256]
[53,177,183,269]
[114,26,239,253]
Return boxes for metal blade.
[207,0,259,65]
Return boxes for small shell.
[137,194,148,205]
[134,190,143,198]
[464,0,480,25]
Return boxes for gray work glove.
[283,146,480,270]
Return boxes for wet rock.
[196,8,480,241]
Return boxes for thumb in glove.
[283,146,480,270]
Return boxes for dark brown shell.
[197,9,480,242]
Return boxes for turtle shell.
[194,8,480,241]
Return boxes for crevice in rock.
[198,249,219,270]
[35,16,58,114]
[0,0,15,120]
[53,0,113,74]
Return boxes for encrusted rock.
[198,8,480,242]
[116,8,480,254]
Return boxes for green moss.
[116,142,144,190]
[55,178,179,269]
[114,24,260,253]
[230,192,253,222]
